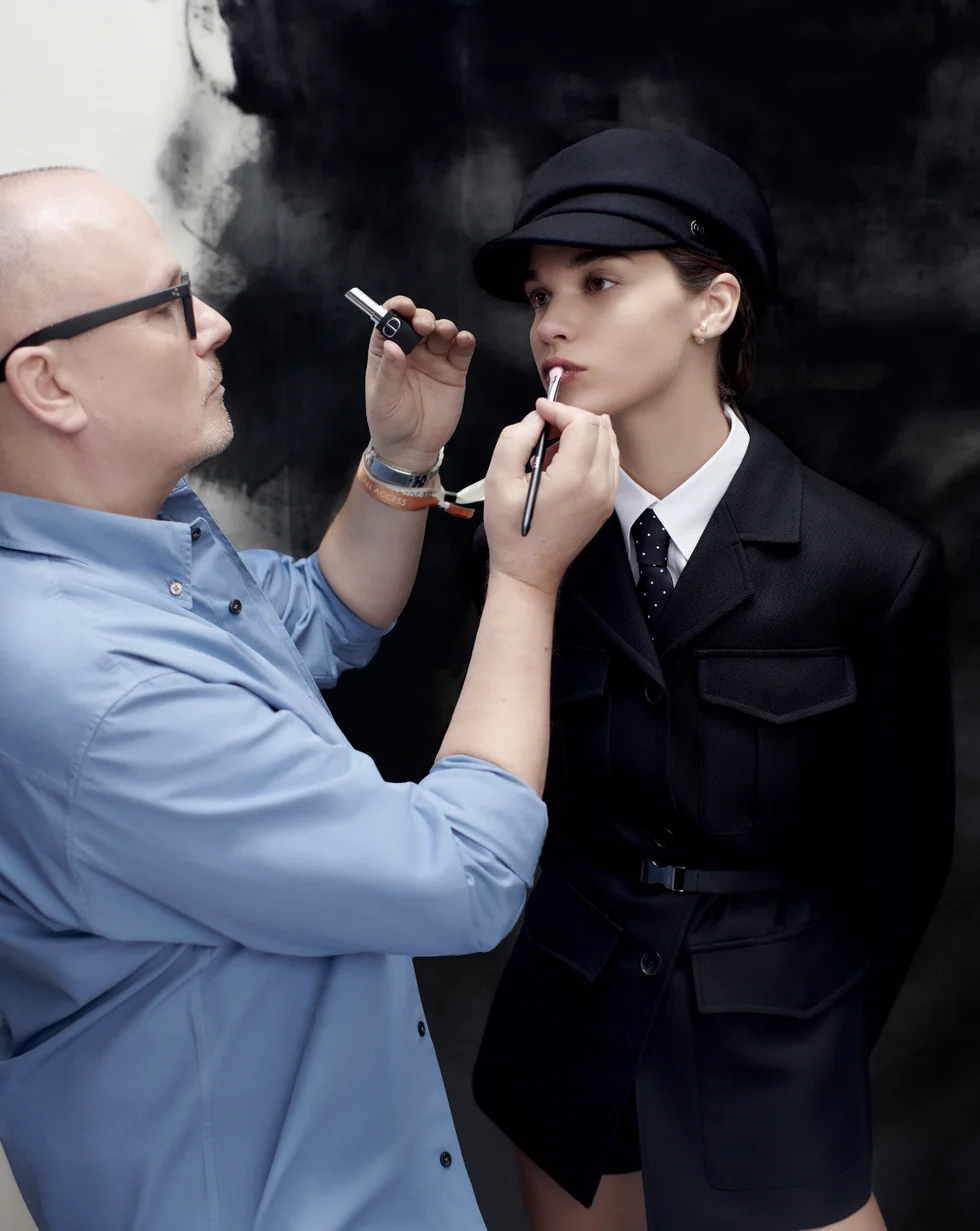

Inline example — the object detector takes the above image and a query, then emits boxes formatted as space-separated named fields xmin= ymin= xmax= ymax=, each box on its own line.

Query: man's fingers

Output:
xmin=534 ymin=397 xmax=601 ymax=435
xmin=544 ymin=410 xmax=602 ymax=475
xmin=447 ymin=329 xmax=476 ymax=371
xmin=382 ymin=294 xmax=420 ymax=324
xmin=424 ymin=318 xmax=457 ymax=357
xmin=370 ymin=338 xmax=409 ymax=399
xmin=492 ymin=412 xmax=547 ymax=474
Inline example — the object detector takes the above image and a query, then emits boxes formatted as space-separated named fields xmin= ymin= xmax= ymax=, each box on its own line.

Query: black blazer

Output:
xmin=472 ymin=414 xmax=953 ymax=1046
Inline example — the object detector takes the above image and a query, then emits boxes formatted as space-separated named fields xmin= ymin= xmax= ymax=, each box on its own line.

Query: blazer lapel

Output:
xmin=561 ymin=515 xmax=665 ymax=690
xmin=555 ymin=415 xmax=803 ymax=673
xmin=657 ymin=414 xmax=803 ymax=656
xmin=654 ymin=500 xmax=753 ymax=656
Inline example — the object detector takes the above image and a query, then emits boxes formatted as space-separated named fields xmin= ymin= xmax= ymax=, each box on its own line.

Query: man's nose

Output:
xmin=192 ymin=297 xmax=232 ymax=354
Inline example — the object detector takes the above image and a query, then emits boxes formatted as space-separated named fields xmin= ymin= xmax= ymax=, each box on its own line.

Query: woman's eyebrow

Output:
xmin=568 ymin=249 xmax=634 ymax=268
xmin=524 ymin=249 xmax=634 ymax=284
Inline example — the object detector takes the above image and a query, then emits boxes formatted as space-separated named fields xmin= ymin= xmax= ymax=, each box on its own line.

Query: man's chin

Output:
xmin=188 ymin=411 xmax=235 ymax=471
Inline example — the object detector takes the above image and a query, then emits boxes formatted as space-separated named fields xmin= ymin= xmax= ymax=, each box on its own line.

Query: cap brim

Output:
xmin=473 ymin=211 xmax=682 ymax=302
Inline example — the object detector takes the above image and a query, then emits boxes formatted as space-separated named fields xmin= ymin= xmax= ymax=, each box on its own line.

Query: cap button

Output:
xmin=690 ymin=219 xmax=705 ymax=238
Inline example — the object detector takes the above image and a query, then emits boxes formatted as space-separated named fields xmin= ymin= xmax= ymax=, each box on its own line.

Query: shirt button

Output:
xmin=169 ymin=581 xmax=183 ymax=596
xmin=640 ymin=951 xmax=662 ymax=977
xmin=417 ymin=1021 xmax=426 ymax=1037
xmin=228 ymin=599 xmax=243 ymax=614
xmin=440 ymin=1151 xmax=453 ymax=1168
xmin=191 ymin=526 xmax=202 ymax=541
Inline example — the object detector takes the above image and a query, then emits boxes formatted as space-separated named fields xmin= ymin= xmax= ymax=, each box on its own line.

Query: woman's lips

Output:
xmin=542 ymin=363 xmax=585 ymax=387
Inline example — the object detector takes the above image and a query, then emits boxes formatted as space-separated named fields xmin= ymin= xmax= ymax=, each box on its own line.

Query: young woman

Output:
xmin=469 ymin=128 xmax=953 ymax=1231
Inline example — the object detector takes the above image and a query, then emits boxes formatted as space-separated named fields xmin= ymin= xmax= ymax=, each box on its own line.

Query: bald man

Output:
xmin=0 ymin=168 xmax=620 ymax=1231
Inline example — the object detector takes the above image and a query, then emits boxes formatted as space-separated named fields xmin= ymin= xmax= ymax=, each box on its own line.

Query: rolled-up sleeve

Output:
xmin=68 ymin=671 xmax=546 ymax=958
xmin=239 ymin=549 xmax=393 ymax=686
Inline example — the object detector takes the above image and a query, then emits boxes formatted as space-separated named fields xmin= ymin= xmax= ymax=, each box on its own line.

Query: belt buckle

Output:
xmin=640 ymin=860 xmax=687 ymax=892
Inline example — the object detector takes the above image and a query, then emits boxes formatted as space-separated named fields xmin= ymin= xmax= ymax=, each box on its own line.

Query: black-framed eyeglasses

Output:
xmin=0 ymin=272 xmax=197 ymax=383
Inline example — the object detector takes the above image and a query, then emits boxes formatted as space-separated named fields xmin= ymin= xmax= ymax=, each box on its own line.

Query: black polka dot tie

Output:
xmin=631 ymin=507 xmax=674 ymax=637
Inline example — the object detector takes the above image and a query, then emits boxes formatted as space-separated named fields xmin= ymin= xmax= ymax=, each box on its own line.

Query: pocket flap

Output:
xmin=551 ymin=645 xmax=609 ymax=706
xmin=524 ymin=871 xmax=622 ymax=982
xmin=690 ymin=918 xmax=869 ymax=1019
xmin=698 ymin=648 xmax=856 ymax=724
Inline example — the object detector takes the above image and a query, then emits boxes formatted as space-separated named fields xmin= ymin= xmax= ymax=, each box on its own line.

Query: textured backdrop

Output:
xmin=5 ymin=1 xmax=978 ymax=1227
xmin=167 ymin=3 xmax=980 ymax=1228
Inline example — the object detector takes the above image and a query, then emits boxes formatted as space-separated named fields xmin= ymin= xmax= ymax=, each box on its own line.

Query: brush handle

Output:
xmin=520 ymin=369 xmax=563 ymax=536
xmin=521 ymin=423 xmax=549 ymax=536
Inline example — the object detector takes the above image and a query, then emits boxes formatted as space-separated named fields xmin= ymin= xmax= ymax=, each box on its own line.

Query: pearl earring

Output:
xmin=695 ymin=321 xmax=708 ymax=345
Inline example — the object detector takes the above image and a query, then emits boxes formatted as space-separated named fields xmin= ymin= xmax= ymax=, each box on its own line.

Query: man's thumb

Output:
xmin=372 ymin=339 xmax=408 ymax=398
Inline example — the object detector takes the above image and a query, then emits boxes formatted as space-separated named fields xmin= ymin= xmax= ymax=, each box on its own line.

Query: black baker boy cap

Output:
xmin=473 ymin=127 xmax=777 ymax=311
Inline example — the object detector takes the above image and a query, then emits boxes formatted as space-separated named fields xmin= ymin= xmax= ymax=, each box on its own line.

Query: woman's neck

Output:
xmin=613 ymin=376 xmax=731 ymax=500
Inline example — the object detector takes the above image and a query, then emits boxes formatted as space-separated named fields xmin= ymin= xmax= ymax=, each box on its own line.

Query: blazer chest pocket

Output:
xmin=696 ymin=649 xmax=857 ymax=837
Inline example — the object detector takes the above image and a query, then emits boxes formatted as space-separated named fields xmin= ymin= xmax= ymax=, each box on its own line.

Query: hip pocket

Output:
xmin=690 ymin=917 xmax=870 ymax=1191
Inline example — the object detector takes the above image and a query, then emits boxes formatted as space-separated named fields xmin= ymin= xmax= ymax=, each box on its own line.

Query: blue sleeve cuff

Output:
xmin=422 ymin=754 xmax=548 ymax=888
xmin=304 ymin=553 xmax=397 ymax=643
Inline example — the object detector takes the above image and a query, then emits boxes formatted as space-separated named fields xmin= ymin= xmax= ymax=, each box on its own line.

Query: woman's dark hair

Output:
xmin=660 ymin=248 xmax=756 ymax=404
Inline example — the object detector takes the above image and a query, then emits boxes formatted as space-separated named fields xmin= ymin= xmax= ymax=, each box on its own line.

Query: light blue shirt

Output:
xmin=0 ymin=479 xmax=547 ymax=1231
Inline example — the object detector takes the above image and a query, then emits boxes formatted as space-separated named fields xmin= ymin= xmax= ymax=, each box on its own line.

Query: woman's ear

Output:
xmin=698 ymin=273 xmax=741 ymax=341
xmin=3 ymin=347 xmax=88 ymax=434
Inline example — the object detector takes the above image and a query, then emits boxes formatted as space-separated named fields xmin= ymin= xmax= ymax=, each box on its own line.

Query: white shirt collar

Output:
xmin=614 ymin=406 xmax=750 ymax=565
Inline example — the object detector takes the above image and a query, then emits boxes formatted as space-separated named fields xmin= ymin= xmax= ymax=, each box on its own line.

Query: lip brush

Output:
xmin=521 ymin=366 xmax=563 ymax=537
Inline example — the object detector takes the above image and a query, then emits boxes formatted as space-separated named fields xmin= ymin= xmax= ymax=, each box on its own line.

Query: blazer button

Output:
xmin=228 ymin=598 xmax=243 ymax=614
xmin=440 ymin=1151 xmax=453 ymax=1168
xmin=417 ymin=1020 xmax=426 ymax=1037
xmin=640 ymin=951 xmax=662 ymax=977
xmin=643 ymin=681 xmax=663 ymax=706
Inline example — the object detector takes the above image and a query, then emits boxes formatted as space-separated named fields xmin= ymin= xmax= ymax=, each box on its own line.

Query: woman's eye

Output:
xmin=585 ymin=275 xmax=615 ymax=293
xmin=526 ymin=289 xmax=550 ymax=309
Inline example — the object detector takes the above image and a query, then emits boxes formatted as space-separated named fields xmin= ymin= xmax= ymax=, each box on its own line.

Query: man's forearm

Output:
xmin=317 ymin=477 xmax=428 ymax=629
xmin=435 ymin=569 xmax=556 ymax=796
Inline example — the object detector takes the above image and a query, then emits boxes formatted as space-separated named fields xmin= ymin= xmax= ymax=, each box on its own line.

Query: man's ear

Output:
xmin=3 ymin=347 xmax=87 ymax=434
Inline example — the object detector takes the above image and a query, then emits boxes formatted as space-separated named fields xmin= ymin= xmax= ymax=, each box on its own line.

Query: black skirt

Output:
xmin=472 ymin=843 xmax=873 ymax=1231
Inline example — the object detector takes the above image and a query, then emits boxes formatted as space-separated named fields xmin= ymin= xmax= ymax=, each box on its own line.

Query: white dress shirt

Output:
xmin=615 ymin=407 xmax=750 ymax=586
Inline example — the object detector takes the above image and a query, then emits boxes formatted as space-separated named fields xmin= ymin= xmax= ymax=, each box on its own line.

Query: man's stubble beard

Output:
xmin=187 ymin=397 xmax=235 ymax=472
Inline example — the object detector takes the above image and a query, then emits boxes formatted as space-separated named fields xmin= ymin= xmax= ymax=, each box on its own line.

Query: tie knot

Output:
xmin=631 ymin=507 xmax=670 ymax=568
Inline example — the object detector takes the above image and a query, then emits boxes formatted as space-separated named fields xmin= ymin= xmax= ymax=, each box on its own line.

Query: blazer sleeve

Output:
xmin=852 ymin=534 xmax=955 ymax=1047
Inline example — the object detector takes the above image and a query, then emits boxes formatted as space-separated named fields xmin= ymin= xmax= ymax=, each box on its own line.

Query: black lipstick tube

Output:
xmin=345 ymin=287 xmax=423 ymax=355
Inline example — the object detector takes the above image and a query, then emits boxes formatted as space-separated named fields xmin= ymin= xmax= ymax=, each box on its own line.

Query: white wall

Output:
xmin=0 ymin=3 xmax=265 ymax=1223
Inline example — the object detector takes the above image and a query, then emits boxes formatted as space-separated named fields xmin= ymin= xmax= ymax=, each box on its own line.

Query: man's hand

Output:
xmin=483 ymin=400 xmax=619 ymax=595
xmin=364 ymin=295 xmax=475 ymax=473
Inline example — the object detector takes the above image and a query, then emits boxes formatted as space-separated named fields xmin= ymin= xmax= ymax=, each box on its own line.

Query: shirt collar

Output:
xmin=614 ymin=407 xmax=750 ymax=563
xmin=0 ymin=479 xmax=200 ymax=601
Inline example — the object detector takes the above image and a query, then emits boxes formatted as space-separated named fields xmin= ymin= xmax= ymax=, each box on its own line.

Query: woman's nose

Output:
xmin=534 ymin=301 xmax=574 ymax=347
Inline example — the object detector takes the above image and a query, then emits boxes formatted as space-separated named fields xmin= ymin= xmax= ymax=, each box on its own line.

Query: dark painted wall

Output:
xmin=180 ymin=3 xmax=980 ymax=1226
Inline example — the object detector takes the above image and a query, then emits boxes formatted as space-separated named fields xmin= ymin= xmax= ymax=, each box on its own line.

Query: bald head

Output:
xmin=0 ymin=168 xmax=168 ymax=355
xmin=0 ymin=168 xmax=233 ymax=517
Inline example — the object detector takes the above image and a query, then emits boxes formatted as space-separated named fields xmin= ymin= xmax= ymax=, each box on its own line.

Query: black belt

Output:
xmin=637 ymin=860 xmax=788 ymax=894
